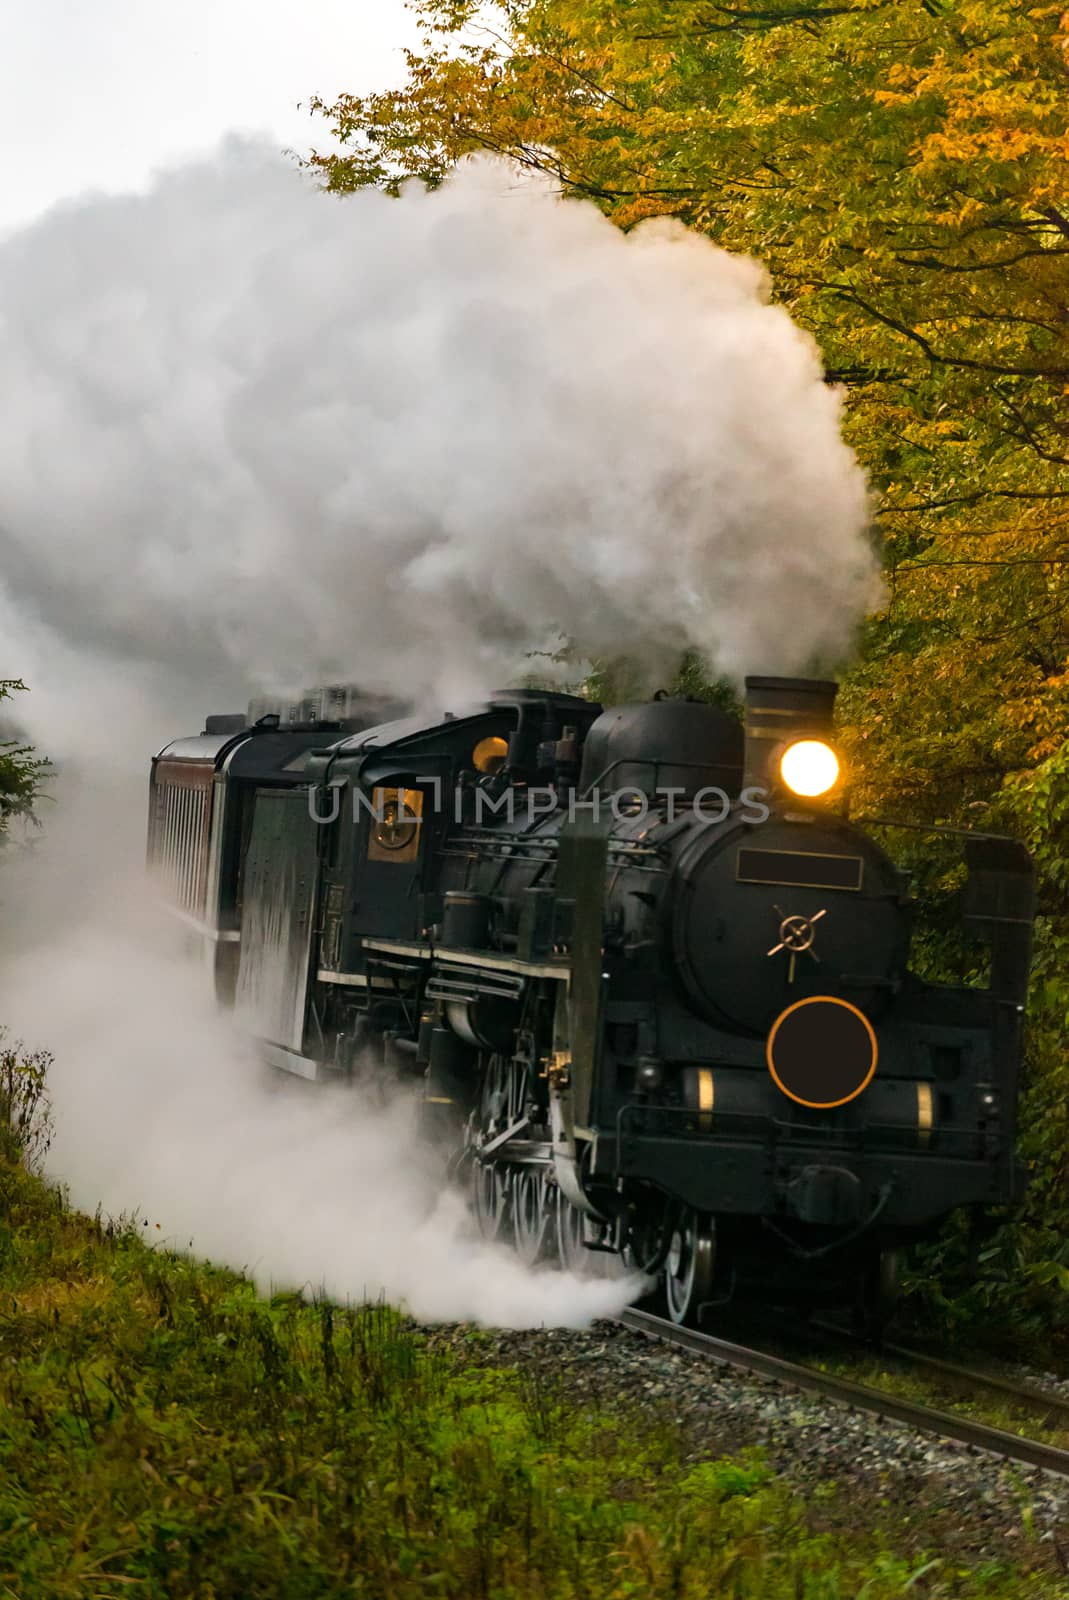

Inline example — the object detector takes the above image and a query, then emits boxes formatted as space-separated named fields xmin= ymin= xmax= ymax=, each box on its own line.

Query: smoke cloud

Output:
xmin=0 ymin=140 xmax=876 ymax=1327
xmin=0 ymin=139 xmax=875 ymax=721
xmin=0 ymin=892 xmax=633 ymax=1327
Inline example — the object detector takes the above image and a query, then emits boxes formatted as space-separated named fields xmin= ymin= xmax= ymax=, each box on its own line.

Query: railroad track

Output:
xmin=808 ymin=1318 xmax=1069 ymax=1430
xmin=616 ymin=1305 xmax=1069 ymax=1478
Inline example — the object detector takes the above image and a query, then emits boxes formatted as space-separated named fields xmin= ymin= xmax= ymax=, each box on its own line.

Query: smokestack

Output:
xmin=744 ymin=676 xmax=838 ymax=788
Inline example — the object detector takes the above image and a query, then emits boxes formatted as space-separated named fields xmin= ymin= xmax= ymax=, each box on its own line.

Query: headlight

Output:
xmin=779 ymin=739 xmax=840 ymax=798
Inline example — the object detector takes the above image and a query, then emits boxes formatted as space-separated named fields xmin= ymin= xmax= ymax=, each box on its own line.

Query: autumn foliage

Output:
xmin=311 ymin=0 xmax=1069 ymax=814
xmin=309 ymin=1 xmax=1069 ymax=1331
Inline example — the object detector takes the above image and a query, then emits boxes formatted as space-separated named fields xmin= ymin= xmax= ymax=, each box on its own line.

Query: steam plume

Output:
xmin=0 ymin=140 xmax=875 ymax=716
xmin=1 ymin=900 xmax=633 ymax=1327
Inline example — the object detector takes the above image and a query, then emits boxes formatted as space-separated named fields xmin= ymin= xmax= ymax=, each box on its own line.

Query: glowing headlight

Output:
xmin=779 ymin=739 xmax=840 ymax=798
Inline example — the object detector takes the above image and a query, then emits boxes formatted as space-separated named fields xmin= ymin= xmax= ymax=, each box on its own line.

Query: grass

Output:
xmin=0 ymin=1162 xmax=1064 ymax=1597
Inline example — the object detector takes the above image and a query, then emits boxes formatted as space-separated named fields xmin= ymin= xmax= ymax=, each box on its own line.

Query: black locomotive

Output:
xmin=148 ymin=677 xmax=1034 ymax=1325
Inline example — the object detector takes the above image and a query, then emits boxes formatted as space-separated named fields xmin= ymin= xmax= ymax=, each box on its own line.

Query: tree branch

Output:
xmin=634 ymin=2 xmax=879 ymax=39
xmin=896 ymin=555 xmax=1069 ymax=573
xmin=894 ymin=247 xmax=1069 ymax=274
xmin=832 ymin=289 xmax=1069 ymax=379
xmin=881 ymin=489 xmax=1069 ymax=511
xmin=1040 ymin=206 xmax=1069 ymax=242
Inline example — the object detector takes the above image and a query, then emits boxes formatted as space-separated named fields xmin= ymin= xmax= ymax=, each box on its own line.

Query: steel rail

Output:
xmin=807 ymin=1318 xmax=1069 ymax=1424
xmin=615 ymin=1307 xmax=1069 ymax=1478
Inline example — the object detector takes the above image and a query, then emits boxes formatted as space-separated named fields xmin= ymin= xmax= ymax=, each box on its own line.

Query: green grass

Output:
xmin=0 ymin=1160 xmax=1061 ymax=1599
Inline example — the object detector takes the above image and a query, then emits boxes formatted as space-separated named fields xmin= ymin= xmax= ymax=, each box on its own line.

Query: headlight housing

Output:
xmin=779 ymin=738 xmax=840 ymax=798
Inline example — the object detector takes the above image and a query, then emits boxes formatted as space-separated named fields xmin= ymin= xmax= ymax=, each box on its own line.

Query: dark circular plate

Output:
xmin=766 ymin=994 xmax=877 ymax=1109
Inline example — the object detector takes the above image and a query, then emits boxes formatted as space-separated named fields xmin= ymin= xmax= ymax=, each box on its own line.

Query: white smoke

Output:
xmin=1 ymin=892 xmax=634 ymax=1327
xmin=0 ymin=139 xmax=875 ymax=720
xmin=0 ymin=774 xmax=637 ymax=1326
xmin=0 ymin=140 xmax=876 ymax=1326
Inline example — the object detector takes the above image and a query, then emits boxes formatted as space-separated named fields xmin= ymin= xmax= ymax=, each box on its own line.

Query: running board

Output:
xmin=260 ymin=1041 xmax=324 ymax=1082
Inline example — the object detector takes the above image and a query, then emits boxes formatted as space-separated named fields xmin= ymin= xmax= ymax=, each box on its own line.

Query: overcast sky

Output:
xmin=1 ymin=0 xmax=419 ymax=231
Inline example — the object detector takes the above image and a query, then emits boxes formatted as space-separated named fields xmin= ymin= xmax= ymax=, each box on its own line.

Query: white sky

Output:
xmin=0 ymin=0 xmax=420 ymax=230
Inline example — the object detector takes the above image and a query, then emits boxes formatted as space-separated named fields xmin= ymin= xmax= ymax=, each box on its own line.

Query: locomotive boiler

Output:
xmin=148 ymin=677 xmax=1034 ymax=1327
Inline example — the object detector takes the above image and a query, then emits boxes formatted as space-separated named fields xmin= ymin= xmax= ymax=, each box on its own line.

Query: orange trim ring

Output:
xmin=766 ymin=994 xmax=878 ymax=1110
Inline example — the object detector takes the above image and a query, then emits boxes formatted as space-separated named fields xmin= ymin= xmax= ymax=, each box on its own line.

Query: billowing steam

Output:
xmin=1 ymin=898 xmax=633 ymax=1327
xmin=0 ymin=140 xmax=876 ymax=1327
xmin=0 ymin=763 xmax=637 ymax=1327
xmin=0 ymin=139 xmax=876 ymax=719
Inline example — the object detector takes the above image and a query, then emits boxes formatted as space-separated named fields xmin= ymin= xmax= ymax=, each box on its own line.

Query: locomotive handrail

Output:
xmin=578 ymin=757 xmax=740 ymax=800
xmin=856 ymin=815 xmax=1024 ymax=844
xmin=425 ymin=970 xmax=526 ymax=1004
xmin=613 ymin=1099 xmax=765 ymax=1170
xmin=612 ymin=1099 xmax=976 ymax=1172
xmin=613 ymin=1100 xmax=860 ymax=1148
xmin=447 ymin=830 xmax=664 ymax=857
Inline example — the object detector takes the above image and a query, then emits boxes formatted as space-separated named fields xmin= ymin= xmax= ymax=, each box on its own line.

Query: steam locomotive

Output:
xmin=148 ymin=677 xmax=1034 ymax=1326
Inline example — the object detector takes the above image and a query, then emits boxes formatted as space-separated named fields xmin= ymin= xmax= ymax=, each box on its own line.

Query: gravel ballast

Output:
xmin=423 ymin=1317 xmax=1069 ymax=1574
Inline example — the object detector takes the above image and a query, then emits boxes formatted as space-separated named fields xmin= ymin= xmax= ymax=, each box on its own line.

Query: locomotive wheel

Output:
xmin=622 ymin=1202 xmax=673 ymax=1279
xmin=480 ymin=1054 xmax=512 ymax=1129
xmin=853 ymin=1248 xmax=900 ymax=1345
xmin=513 ymin=1166 xmax=554 ymax=1266
xmin=472 ymin=1160 xmax=512 ymax=1243
xmin=664 ymin=1208 xmax=716 ymax=1326
xmin=555 ymin=1189 xmax=589 ymax=1273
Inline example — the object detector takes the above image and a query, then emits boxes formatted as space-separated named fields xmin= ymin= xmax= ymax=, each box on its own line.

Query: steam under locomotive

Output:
xmin=148 ymin=677 xmax=1035 ymax=1327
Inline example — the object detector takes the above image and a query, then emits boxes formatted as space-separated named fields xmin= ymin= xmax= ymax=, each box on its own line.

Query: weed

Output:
xmin=0 ymin=1160 xmax=1057 ymax=1596
xmin=0 ymin=1027 xmax=53 ymax=1171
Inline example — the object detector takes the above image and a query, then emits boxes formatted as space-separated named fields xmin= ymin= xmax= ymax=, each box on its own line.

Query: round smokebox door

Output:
xmin=766 ymin=995 xmax=877 ymax=1109
xmin=672 ymin=819 xmax=905 ymax=1033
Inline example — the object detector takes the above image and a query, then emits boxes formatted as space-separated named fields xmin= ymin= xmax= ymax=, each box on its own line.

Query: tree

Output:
xmin=0 ymin=680 xmax=49 ymax=837
xmin=310 ymin=0 xmax=1069 ymax=826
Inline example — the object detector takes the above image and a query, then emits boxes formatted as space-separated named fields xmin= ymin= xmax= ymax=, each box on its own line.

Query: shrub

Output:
xmin=0 ymin=1028 xmax=54 ymax=1172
